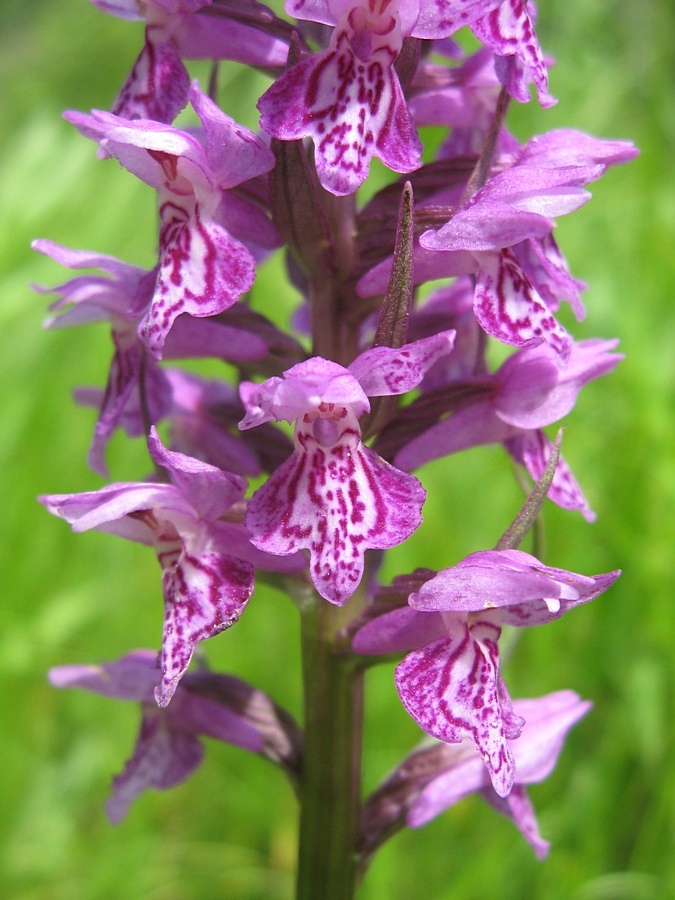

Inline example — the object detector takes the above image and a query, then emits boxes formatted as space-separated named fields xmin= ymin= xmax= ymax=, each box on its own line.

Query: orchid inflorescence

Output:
xmin=38 ymin=0 xmax=635 ymax=893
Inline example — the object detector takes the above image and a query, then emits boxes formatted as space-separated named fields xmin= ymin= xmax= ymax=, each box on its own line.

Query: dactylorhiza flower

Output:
xmin=32 ymin=239 xmax=270 ymax=475
xmin=49 ymin=650 xmax=264 ymax=822
xmin=50 ymin=649 xmax=303 ymax=822
xmin=353 ymin=549 xmax=620 ymax=796
xmin=92 ymin=0 xmax=292 ymax=122
xmin=259 ymin=0 xmax=551 ymax=195
xmin=360 ymin=161 xmax=597 ymax=360
xmin=358 ymin=130 xmax=638 ymax=360
xmin=418 ymin=133 xmax=637 ymax=360
xmin=360 ymin=689 xmax=591 ymax=859
xmin=238 ymin=332 xmax=456 ymax=605
xmin=41 ymin=429 xmax=303 ymax=705
xmin=66 ymin=82 xmax=277 ymax=357
xmin=387 ymin=337 xmax=623 ymax=520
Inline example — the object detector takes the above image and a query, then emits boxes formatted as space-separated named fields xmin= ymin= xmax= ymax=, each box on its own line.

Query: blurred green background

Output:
xmin=1 ymin=0 xmax=673 ymax=897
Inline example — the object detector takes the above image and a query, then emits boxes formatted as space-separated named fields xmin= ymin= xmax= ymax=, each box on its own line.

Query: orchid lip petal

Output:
xmin=474 ymin=249 xmax=573 ymax=359
xmin=141 ymin=202 xmax=255 ymax=358
xmin=246 ymin=417 xmax=425 ymax=605
xmin=157 ymin=550 xmax=254 ymax=706
xmin=395 ymin=621 xmax=516 ymax=797
xmin=112 ymin=34 xmax=190 ymax=124
xmin=258 ymin=9 xmax=422 ymax=195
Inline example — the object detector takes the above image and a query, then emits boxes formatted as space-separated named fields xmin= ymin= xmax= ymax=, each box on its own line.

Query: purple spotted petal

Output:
xmin=474 ymin=248 xmax=572 ymax=359
xmin=141 ymin=201 xmax=255 ymax=357
xmin=285 ymin=0 xmax=334 ymax=24
xmin=158 ymin=550 xmax=254 ymax=706
xmin=245 ymin=425 xmax=425 ymax=604
xmin=513 ymin=235 xmax=587 ymax=320
xmin=472 ymin=0 xmax=555 ymax=107
xmin=395 ymin=615 xmax=518 ymax=796
xmin=258 ymin=32 xmax=422 ymax=195
xmin=349 ymin=331 xmax=456 ymax=397
xmin=505 ymin=430 xmax=597 ymax=522
xmin=113 ymin=31 xmax=190 ymax=123
xmin=412 ymin=0 xmax=502 ymax=39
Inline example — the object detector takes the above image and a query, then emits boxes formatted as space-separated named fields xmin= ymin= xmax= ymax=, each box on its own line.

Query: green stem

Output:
xmin=296 ymin=596 xmax=364 ymax=900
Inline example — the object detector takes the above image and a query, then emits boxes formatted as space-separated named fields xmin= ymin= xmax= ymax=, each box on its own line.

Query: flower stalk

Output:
xmin=298 ymin=594 xmax=365 ymax=900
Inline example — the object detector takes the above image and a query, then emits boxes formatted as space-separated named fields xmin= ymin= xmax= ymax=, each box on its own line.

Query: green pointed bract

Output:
xmin=374 ymin=181 xmax=415 ymax=351
xmin=365 ymin=181 xmax=414 ymax=438
xmin=495 ymin=427 xmax=564 ymax=551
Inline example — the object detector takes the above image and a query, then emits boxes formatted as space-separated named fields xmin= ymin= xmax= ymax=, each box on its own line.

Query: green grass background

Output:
xmin=1 ymin=1 xmax=673 ymax=897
